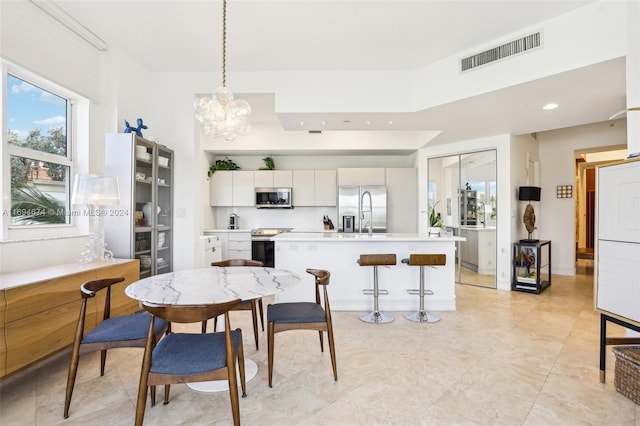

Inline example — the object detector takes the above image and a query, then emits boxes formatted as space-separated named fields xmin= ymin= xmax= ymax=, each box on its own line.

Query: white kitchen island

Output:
xmin=273 ymin=232 xmax=465 ymax=312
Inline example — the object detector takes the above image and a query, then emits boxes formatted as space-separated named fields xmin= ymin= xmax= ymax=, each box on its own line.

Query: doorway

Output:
xmin=428 ymin=150 xmax=497 ymax=288
xmin=574 ymin=146 xmax=627 ymax=262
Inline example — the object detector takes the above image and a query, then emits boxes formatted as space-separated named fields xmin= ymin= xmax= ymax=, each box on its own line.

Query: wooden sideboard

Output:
xmin=0 ymin=259 xmax=139 ymax=379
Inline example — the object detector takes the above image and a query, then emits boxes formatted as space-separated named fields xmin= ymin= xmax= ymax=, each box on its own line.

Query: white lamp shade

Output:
xmin=71 ymin=174 xmax=120 ymax=206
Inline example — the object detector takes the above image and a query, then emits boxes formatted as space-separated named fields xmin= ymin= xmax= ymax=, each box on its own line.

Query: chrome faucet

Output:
xmin=361 ymin=190 xmax=373 ymax=236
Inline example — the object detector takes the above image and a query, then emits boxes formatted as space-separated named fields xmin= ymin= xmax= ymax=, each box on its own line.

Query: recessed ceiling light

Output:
xmin=299 ymin=121 xmax=305 ymax=126
xmin=365 ymin=120 xmax=371 ymax=125
xmin=543 ymin=103 xmax=558 ymax=110
xmin=321 ymin=121 xmax=327 ymax=126
xmin=388 ymin=121 xmax=393 ymax=125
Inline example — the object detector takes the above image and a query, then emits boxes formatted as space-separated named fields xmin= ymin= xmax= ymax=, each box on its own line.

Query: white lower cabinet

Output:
xmin=227 ymin=232 xmax=252 ymax=259
xmin=204 ymin=231 xmax=251 ymax=260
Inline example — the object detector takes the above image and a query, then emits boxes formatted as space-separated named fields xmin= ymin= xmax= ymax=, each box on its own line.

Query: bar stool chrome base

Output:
xmin=360 ymin=311 xmax=394 ymax=324
xmin=403 ymin=310 xmax=440 ymax=323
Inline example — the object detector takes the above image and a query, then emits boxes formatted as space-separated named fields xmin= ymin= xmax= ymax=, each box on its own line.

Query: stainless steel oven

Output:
xmin=250 ymin=228 xmax=291 ymax=267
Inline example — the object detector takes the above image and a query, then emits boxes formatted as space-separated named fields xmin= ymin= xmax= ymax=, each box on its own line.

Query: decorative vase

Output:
xmin=142 ymin=202 xmax=160 ymax=226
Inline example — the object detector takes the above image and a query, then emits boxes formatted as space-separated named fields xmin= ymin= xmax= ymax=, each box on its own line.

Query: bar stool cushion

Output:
xmin=358 ymin=253 xmax=397 ymax=266
xmin=402 ymin=254 xmax=446 ymax=266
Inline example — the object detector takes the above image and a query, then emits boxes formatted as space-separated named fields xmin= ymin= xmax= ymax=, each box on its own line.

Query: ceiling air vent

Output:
xmin=461 ymin=31 xmax=542 ymax=72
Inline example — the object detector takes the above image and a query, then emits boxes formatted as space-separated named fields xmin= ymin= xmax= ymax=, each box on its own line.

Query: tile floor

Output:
xmin=1 ymin=260 xmax=639 ymax=425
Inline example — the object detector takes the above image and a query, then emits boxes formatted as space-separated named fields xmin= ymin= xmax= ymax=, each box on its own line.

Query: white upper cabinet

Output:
xmin=254 ymin=170 xmax=293 ymax=188
xmin=292 ymin=170 xmax=315 ymax=206
xmin=274 ymin=170 xmax=293 ymax=187
xmin=209 ymin=171 xmax=233 ymax=206
xmin=292 ymin=169 xmax=336 ymax=206
xmin=209 ymin=170 xmax=254 ymax=207
xmin=337 ymin=168 xmax=385 ymax=186
xmin=315 ymin=170 xmax=337 ymax=206
xmin=233 ymin=171 xmax=255 ymax=206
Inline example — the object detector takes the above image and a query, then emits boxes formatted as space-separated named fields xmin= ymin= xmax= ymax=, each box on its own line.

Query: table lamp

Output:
xmin=518 ymin=186 xmax=541 ymax=242
xmin=71 ymin=174 xmax=120 ymax=263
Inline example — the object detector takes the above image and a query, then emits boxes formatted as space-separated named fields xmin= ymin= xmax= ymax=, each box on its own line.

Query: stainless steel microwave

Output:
xmin=255 ymin=187 xmax=293 ymax=208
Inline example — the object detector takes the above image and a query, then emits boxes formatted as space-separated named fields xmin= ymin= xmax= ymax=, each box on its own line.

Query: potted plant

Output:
xmin=428 ymin=200 xmax=443 ymax=236
xmin=207 ymin=157 xmax=239 ymax=178
xmin=259 ymin=156 xmax=275 ymax=170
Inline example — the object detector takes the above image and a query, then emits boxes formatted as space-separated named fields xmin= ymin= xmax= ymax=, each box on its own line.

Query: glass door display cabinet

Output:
xmin=105 ymin=133 xmax=173 ymax=277
xmin=460 ymin=189 xmax=477 ymax=225
xmin=512 ymin=240 xmax=551 ymax=294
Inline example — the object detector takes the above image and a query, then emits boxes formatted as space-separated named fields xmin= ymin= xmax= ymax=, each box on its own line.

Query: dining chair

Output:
xmin=64 ymin=277 xmax=168 ymax=418
xmin=267 ymin=268 xmax=337 ymax=387
xmin=135 ymin=299 xmax=246 ymax=426
xmin=207 ymin=259 xmax=265 ymax=350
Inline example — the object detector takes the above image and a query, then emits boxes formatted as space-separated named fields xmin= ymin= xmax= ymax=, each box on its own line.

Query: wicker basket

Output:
xmin=613 ymin=346 xmax=640 ymax=405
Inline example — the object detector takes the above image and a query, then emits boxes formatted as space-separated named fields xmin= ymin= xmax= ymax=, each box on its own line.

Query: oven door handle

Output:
xmin=251 ymin=237 xmax=274 ymax=242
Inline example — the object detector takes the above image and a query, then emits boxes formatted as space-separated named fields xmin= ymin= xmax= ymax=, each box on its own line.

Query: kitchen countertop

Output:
xmin=460 ymin=226 xmax=496 ymax=231
xmin=203 ymin=229 xmax=252 ymax=234
xmin=272 ymin=232 xmax=464 ymax=242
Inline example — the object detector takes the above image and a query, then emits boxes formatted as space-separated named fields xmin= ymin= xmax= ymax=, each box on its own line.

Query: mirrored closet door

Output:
xmin=428 ymin=150 xmax=497 ymax=288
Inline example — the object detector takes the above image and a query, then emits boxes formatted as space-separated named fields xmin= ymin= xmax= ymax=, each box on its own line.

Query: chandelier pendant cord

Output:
xmin=193 ymin=0 xmax=251 ymax=140
xmin=222 ymin=0 xmax=227 ymax=89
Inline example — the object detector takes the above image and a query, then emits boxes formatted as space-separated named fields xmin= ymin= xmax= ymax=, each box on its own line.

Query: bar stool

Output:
xmin=358 ymin=253 xmax=397 ymax=324
xmin=401 ymin=254 xmax=446 ymax=323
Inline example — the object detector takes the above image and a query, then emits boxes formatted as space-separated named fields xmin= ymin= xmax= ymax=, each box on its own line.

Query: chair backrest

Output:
xmin=211 ymin=259 xmax=264 ymax=267
xmin=306 ymin=268 xmax=330 ymax=286
xmin=142 ymin=299 xmax=242 ymax=324
xmin=79 ymin=277 xmax=125 ymax=321
xmin=80 ymin=277 xmax=125 ymax=298
xmin=404 ymin=254 xmax=446 ymax=267
xmin=358 ymin=253 xmax=396 ymax=266
xmin=305 ymin=268 xmax=331 ymax=313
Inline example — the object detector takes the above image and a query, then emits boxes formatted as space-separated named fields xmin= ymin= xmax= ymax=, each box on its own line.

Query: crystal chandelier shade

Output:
xmin=194 ymin=0 xmax=251 ymax=141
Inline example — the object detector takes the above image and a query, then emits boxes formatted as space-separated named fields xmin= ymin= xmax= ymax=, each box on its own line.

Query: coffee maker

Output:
xmin=228 ymin=213 xmax=239 ymax=230
xmin=342 ymin=215 xmax=355 ymax=233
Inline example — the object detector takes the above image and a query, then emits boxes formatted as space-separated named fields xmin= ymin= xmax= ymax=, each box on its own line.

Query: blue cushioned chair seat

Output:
xmin=150 ymin=330 xmax=241 ymax=375
xmin=267 ymin=302 xmax=326 ymax=324
xmin=82 ymin=313 xmax=166 ymax=344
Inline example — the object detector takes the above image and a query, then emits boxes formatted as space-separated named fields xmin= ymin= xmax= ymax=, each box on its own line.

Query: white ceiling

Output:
xmin=50 ymin=0 xmax=627 ymax=144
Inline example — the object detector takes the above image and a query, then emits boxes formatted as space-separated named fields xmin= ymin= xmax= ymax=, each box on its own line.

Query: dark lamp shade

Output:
xmin=518 ymin=186 xmax=541 ymax=201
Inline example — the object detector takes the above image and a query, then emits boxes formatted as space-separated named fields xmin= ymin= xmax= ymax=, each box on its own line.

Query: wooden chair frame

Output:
xmin=135 ymin=299 xmax=246 ymax=426
xmin=64 ymin=277 xmax=168 ymax=418
xmin=206 ymin=259 xmax=264 ymax=350
xmin=267 ymin=268 xmax=337 ymax=387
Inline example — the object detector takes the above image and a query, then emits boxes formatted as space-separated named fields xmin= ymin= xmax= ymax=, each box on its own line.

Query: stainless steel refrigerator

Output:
xmin=338 ymin=185 xmax=387 ymax=233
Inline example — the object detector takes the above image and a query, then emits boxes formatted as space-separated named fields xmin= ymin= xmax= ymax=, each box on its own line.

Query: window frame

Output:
xmin=2 ymin=61 xmax=82 ymax=240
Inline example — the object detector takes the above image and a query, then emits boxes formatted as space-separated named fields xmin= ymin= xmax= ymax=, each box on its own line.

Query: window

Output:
xmin=5 ymin=73 xmax=72 ymax=226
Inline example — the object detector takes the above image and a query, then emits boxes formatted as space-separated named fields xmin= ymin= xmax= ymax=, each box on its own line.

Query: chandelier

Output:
xmin=194 ymin=0 xmax=251 ymax=140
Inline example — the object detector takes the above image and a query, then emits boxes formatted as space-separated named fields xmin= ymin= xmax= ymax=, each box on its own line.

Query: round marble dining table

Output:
xmin=125 ymin=266 xmax=301 ymax=392
xmin=125 ymin=266 xmax=301 ymax=305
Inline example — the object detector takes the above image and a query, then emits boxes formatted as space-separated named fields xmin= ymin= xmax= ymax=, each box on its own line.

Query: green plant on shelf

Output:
xmin=259 ymin=156 xmax=275 ymax=170
xmin=207 ymin=157 xmax=240 ymax=177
